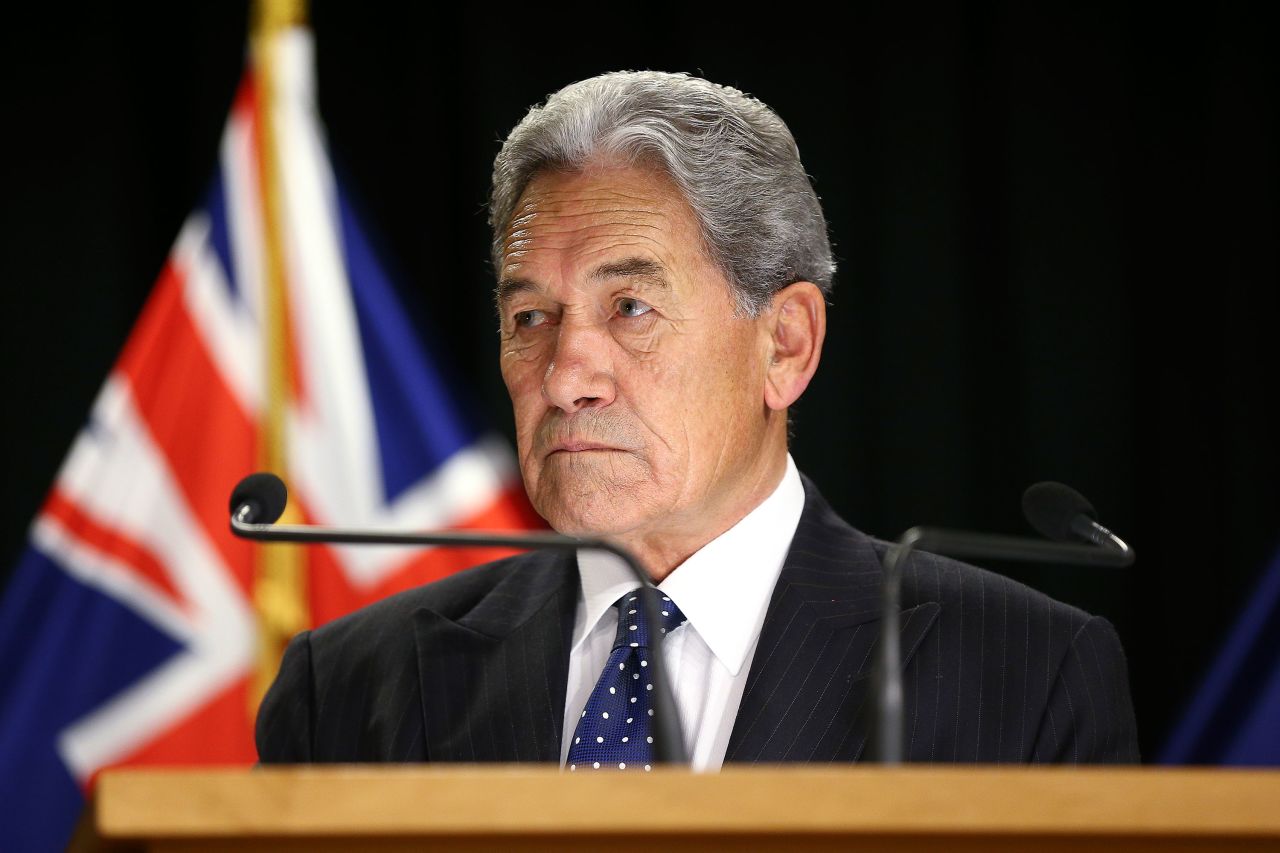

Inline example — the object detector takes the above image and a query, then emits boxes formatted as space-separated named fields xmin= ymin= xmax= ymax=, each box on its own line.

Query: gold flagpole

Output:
xmin=249 ymin=0 xmax=309 ymax=713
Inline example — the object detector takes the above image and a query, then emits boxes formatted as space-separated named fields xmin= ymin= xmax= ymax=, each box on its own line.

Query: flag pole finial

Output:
xmin=252 ymin=0 xmax=308 ymax=34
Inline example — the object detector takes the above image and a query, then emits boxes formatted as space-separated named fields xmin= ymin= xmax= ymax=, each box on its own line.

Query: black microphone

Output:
xmin=229 ymin=472 xmax=288 ymax=524
xmin=1022 ymin=481 xmax=1132 ymax=557
xmin=869 ymin=482 xmax=1134 ymax=765
xmin=228 ymin=472 xmax=689 ymax=765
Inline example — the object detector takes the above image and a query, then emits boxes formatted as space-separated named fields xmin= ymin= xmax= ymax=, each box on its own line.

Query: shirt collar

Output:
xmin=575 ymin=454 xmax=806 ymax=676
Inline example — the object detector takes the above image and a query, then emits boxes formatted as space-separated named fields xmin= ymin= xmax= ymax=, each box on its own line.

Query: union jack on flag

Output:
xmin=0 ymin=25 xmax=536 ymax=852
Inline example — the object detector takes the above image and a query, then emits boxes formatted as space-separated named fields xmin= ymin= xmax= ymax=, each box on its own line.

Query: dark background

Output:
xmin=2 ymin=3 xmax=1276 ymax=762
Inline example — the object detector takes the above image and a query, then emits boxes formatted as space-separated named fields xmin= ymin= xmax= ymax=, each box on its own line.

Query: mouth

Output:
xmin=548 ymin=442 xmax=622 ymax=455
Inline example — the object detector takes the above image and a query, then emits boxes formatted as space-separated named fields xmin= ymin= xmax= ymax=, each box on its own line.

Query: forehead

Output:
xmin=498 ymin=165 xmax=710 ymax=283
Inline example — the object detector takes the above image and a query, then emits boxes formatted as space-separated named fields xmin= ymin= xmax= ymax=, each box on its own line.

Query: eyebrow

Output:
xmin=494 ymin=277 xmax=537 ymax=306
xmin=495 ymin=257 xmax=669 ymax=306
xmin=589 ymin=257 xmax=669 ymax=287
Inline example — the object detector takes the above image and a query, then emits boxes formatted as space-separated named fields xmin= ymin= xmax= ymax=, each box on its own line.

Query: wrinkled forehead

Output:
xmin=497 ymin=165 xmax=709 ymax=281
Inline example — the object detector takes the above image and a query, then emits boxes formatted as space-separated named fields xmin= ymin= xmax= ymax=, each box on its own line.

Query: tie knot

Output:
xmin=612 ymin=589 xmax=685 ymax=650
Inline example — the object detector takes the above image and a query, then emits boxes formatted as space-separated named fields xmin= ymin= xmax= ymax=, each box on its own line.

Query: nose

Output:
xmin=541 ymin=323 xmax=616 ymax=413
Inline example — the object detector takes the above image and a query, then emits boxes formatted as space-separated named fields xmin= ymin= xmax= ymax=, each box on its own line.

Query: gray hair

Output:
xmin=489 ymin=71 xmax=835 ymax=315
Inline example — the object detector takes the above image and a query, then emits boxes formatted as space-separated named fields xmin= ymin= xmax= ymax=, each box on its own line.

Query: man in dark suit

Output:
xmin=257 ymin=71 xmax=1138 ymax=767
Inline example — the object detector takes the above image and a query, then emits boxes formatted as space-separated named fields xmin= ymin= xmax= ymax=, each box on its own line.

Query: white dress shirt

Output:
xmin=561 ymin=455 xmax=805 ymax=771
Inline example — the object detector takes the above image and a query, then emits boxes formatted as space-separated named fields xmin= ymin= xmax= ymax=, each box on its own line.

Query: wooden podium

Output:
xmin=79 ymin=766 xmax=1280 ymax=852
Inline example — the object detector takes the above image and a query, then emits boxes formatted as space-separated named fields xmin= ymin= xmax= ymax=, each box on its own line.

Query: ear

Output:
xmin=763 ymin=281 xmax=826 ymax=411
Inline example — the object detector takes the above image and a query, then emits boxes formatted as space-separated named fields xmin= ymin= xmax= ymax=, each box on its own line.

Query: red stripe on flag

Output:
xmin=115 ymin=259 xmax=256 ymax=596
xmin=42 ymin=489 xmax=187 ymax=611
xmin=230 ymin=73 xmax=255 ymax=126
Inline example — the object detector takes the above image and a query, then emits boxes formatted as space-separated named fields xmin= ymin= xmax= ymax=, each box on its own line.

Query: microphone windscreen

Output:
xmin=230 ymin=472 xmax=288 ymax=524
xmin=1022 ymin=481 xmax=1096 ymax=542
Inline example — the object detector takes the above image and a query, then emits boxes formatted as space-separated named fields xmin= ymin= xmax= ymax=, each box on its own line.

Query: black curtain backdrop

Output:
xmin=2 ymin=3 xmax=1276 ymax=762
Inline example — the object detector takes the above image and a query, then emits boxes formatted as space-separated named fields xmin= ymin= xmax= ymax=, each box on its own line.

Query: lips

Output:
xmin=548 ymin=441 xmax=620 ymax=454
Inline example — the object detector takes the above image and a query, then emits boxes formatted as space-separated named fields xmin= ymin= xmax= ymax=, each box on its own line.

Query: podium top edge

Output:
xmin=92 ymin=765 xmax=1280 ymax=840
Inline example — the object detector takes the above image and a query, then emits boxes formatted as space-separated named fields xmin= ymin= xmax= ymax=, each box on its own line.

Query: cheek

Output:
xmin=694 ymin=324 xmax=754 ymax=383
xmin=500 ymin=359 xmax=546 ymax=447
xmin=632 ymin=346 xmax=738 ymax=458
xmin=500 ymin=338 xmax=549 ymax=395
xmin=693 ymin=333 xmax=764 ymax=424
xmin=501 ymin=361 xmax=540 ymax=403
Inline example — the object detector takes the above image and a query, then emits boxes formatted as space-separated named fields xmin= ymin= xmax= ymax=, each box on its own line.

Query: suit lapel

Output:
xmin=726 ymin=478 xmax=940 ymax=763
xmin=413 ymin=550 xmax=577 ymax=763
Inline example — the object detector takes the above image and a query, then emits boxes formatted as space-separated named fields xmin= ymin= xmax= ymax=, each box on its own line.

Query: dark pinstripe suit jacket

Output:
xmin=256 ymin=475 xmax=1139 ymax=764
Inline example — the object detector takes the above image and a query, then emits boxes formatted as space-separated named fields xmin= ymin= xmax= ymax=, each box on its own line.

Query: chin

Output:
xmin=537 ymin=499 xmax=645 ymax=539
xmin=526 ymin=454 xmax=656 ymax=535
xmin=532 ymin=482 xmax=658 ymax=539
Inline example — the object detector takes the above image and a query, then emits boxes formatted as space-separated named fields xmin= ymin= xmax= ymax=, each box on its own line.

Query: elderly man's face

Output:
xmin=497 ymin=165 xmax=775 ymax=556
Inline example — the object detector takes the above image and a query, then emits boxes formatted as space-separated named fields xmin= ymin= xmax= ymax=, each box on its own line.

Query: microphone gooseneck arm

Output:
xmin=230 ymin=504 xmax=690 ymax=765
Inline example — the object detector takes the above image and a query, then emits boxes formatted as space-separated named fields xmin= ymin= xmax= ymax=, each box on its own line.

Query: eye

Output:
xmin=616 ymin=297 xmax=653 ymax=318
xmin=513 ymin=309 xmax=547 ymax=328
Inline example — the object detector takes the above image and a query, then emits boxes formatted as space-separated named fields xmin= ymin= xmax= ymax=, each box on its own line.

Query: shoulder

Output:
xmin=796 ymin=470 xmax=1122 ymax=674
xmin=257 ymin=547 xmax=575 ymax=762
xmin=308 ymin=548 xmax=568 ymax=649
xmin=792 ymin=471 xmax=1137 ymax=761
xmin=797 ymin=470 xmax=1100 ymax=635
xmin=875 ymin=536 xmax=1098 ymax=635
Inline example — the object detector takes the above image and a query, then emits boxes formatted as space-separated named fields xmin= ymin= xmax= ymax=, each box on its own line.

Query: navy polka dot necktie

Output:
xmin=566 ymin=589 xmax=686 ymax=772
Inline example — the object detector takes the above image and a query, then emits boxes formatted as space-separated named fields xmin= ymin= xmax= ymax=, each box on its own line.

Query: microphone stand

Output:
xmin=231 ymin=509 xmax=690 ymax=765
xmin=870 ymin=526 xmax=1134 ymax=765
